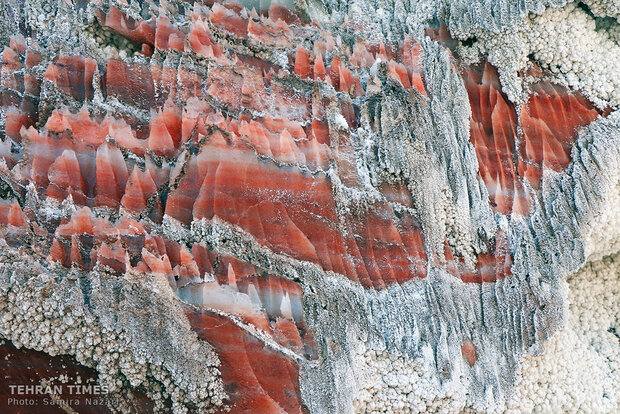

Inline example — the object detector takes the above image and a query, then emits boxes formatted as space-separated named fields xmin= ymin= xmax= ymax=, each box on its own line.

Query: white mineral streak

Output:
xmin=584 ymin=180 xmax=620 ymax=261
xmin=350 ymin=253 xmax=619 ymax=414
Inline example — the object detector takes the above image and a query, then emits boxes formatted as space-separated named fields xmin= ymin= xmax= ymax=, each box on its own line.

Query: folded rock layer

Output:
xmin=0 ymin=0 xmax=617 ymax=413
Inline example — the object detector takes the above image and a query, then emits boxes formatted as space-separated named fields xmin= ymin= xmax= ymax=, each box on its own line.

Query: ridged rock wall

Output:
xmin=0 ymin=0 xmax=618 ymax=413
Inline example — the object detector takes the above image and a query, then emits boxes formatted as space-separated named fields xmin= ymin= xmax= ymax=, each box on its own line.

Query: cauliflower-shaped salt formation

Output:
xmin=529 ymin=3 xmax=620 ymax=108
xmin=351 ymin=342 xmax=469 ymax=413
xmin=582 ymin=0 xmax=620 ymax=21
xmin=505 ymin=253 xmax=619 ymax=413
xmin=467 ymin=2 xmax=620 ymax=108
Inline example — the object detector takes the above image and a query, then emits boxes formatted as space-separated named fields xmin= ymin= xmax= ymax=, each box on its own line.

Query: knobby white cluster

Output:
xmin=528 ymin=3 xmax=620 ymax=107
xmin=0 ymin=255 xmax=226 ymax=414
xmin=582 ymin=0 xmax=620 ymax=20
xmin=504 ymin=253 xmax=619 ymax=413
xmin=350 ymin=341 xmax=471 ymax=414
xmin=463 ymin=2 xmax=620 ymax=108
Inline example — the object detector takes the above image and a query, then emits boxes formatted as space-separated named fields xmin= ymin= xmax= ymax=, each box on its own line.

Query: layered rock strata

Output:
xmin=0 ymin=0 xmax=618 ymax=413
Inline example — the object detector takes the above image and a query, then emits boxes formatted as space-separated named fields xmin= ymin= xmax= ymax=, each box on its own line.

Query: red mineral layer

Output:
xmin=1 ymin=39 xmax=42 ymax=144
xmin=463 ymin=62 xmax=601 ymax=215
xmin=98 ymin=6 xmax=156 ymax=48
xmin=186 ymin=311 xmax=307 ymax=414
xmin=518 ymin=82 xmax=600 ymax=188
xmin=13 ymin=57 xmax=511 ymax=287
xmin=427 ymin=26 xmax=605 ymax=215
xmin=210 ymin=3 xmax=249 ymax=38
xmin=163 ymin=136 xmax=428 ymax=288
xmin=44 ymin=55 xmax=97 ymax=101
xmin=2 ymin=21 xmax=545 ymax=291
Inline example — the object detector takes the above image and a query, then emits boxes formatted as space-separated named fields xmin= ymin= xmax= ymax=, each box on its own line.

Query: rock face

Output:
xmin=464 ymin=61 xmax=602 ymax=215
xmin=0 ymin=0 xmax=618 ymax=413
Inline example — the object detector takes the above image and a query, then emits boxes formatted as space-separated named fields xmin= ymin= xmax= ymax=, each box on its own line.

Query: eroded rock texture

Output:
xmin=0 ymin=0 xmax=618 ymax=413
xmin=463 ymin=61 xmax=603 ymax=215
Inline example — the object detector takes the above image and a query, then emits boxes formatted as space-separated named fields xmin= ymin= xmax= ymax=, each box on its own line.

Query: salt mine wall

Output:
xmin=0 ymin=0 xmax=618 ymax=413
